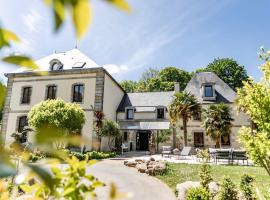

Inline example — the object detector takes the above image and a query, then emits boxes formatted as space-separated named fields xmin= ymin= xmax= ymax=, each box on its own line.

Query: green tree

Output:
xmin=156 ymin=129 xmax=172 ymax=151
xmin=0 ymin=81 xmax=6 ymax=121
xmin=120 ymin=80 xmax=137 ymax=93
xmin=237 ymin=48 xmax=270 ymax=176
xmin=201 ymin=103 xmax=233 ymax=148
xmin=169 ymin=92 xmax=201 ymax=146
xmin=28 ymin=99 xmax=85 ymax=134
xmin=197 ymin=58 xmax=248 ymax=90
xmin=159 ymin=67 xmax=191 ymax=90
xmin=218 ymin=177 xmax=238 ymax=200
xmin=100 ymin=120 xmax=121 ymax=150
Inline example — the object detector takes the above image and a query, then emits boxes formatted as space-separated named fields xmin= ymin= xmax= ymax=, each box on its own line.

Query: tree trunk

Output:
xmin=172 ymin=125 xmax=176 ymax=149
xmin=183 ymin=118 xmax=188 ymax=146
xmin=97 ymin=136 xmax=102 ymax=151
xmin=215 ymin=137 xmax=221 ymax=148
xmin=157 ymin=130 xmax=159 ymax=153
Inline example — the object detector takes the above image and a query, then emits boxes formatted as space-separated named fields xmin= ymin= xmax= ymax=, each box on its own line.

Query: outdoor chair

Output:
xmin=208 ymin=148 xmax=217 ymax=162
xmin=161 ymin=146 xmax=172 ymax=157
xmin=121 ymin=143 xmax=129 ymax=154
xmin=215 ymin=149 xmax=232 ymax=164
xmin=232 ymin=150 xmax=248 ymax=165
xmin=175 ymin=146 xmax=192 ymax=159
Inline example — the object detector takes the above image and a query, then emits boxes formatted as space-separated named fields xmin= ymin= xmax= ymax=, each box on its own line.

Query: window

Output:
xmin=157 ymin=108 xmax=165 ymax=119
xmin=46 ymin=85 xmax=57 ymax=99
xmin=193 ymin=111 xmax=201 ymax=121
xmin=18 ymin=116 xmax=28 ymax=133
xmin=194 ymin=132 xmax=204 ymax=147
xmin=126 ymin=109 xmax=134 ymax=120
xmin=50 ymin=59 xmax=63 ymax=71
xmin=72 ymin=84 xmax=84 ymax=103
xmin=21 ymin=87 xmax=32 ymax=104
xmin=221 ymin=135 xmax=230 ymax=146
xmin=204 ymin=85 xmax=213 ymax=97
xmin=123 ymin=132 xmax=128 ymax=141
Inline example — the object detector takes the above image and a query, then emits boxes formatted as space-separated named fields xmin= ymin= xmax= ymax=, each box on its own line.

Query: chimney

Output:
xmin=174 ymin=82 xmax=180 ymax=93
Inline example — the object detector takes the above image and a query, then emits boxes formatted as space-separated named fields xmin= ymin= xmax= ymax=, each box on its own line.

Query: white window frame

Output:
xmin=201 ymin=83 xmax=216 ymax=100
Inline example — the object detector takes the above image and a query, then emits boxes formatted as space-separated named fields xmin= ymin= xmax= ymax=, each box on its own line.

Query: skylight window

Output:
xmin=204 ymin=85 xmax=213 ymax=97
xmin=72 ymin=62 xmax=86 ymax=68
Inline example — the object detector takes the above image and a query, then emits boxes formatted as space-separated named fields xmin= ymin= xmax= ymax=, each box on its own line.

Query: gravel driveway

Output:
xmin=87 ymin=159 xmax=176 ymax=200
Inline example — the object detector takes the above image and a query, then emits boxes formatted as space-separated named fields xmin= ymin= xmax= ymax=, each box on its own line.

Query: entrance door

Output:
xmin=194 ymin=132 xmax=204 ymax=147
xmin=136 ymin=131 xmax=150 ymax=150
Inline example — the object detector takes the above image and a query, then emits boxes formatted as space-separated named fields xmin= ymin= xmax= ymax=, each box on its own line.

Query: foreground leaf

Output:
xmin=27 ymin=164 xmax=55 ymax=191
xmin=53 ymin=0 xmax=65 ymax=32
xmin=72 ymin=0 xmax=92 ymax=39
xmin=0 ymin=160 xmax=17 ymax=178
xmin=0 ymin=28 xmax=20 ymax=49
xmin=106 ymin=0 xmax=131 ymax=12
xmin=2 ymin=55 xmax=39 ymax=70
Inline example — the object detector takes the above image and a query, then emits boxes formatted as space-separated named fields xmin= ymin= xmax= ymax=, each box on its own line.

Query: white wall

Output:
xmin=5 ymin=73 xmax=97 ymax=148
xmin=101 ymin=74 xmax=124 ymax=150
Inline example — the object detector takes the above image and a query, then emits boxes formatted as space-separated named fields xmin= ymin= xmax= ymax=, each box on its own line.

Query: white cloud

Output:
xmin=103 ymin=64 xmax=128 ymax=74
xmin=22 ymin=10 xmax=42 ymax=33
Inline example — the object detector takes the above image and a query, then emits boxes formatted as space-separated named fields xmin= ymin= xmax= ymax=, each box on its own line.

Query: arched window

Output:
xmin=49 ymin=59 xmax=63 ymax=71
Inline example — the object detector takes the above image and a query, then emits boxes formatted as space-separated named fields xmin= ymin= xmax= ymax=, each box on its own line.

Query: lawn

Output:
xmin=156 ymin=163 xmax=270 ymax=197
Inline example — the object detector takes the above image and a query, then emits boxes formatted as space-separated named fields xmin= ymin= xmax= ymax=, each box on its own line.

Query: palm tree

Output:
xmin=169 ymin=92 xmax=201 ymax=147
xmin=201 ymin=103 xmax=233 ymax=148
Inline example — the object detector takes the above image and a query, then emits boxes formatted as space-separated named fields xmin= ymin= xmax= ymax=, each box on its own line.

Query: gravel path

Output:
xmin=87 ymin=159 xmax=176 ymax=200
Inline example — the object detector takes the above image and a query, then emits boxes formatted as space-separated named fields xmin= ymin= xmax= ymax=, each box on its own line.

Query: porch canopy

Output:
xmin=119 ymin=121 xmax=170 ymax=130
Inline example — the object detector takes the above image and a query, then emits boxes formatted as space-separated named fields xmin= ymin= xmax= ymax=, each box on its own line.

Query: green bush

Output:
xmin=197 ymin=149 xmax=210 ymax=163
xmin=199 ymin=164 xmax=212 ymax=189
xmin=186 ymin=187 xmax=211 ymax=200
xmin=68 ymin=151 xmax=117 ymax=161
xmin=86 ymin=151 xmax=117 ymax=159
xmin=240 ymin=174 xmax=257 ymax=200
xmin=29 ymin=151 xmax=45 ymax=162
xmin=218 ymin=177 xmax=238 ymax=200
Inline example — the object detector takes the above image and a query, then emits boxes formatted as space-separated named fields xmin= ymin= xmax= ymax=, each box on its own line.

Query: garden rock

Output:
xmin=208 ymin=181 xmax=219 ymax=197
xmin=124 ymin=160 xmax=137 ymax=167
xmin=176 ymin=181 xmax=200 ymax=200
xmin=137 ymin=163 xmax=147 ymax=173
xmin=124 ymin=158 xmax=167 ymax=175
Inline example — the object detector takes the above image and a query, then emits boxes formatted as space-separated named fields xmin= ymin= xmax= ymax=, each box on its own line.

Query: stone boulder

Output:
xmin=136 ymin=163 xmax=148 ymax=173
xmin=176 ymin=181 xmax=200 ymax=200
xmin=124 ymin=158 xmax=167 ymax=176
xmin=123 ymin=160 xmax=137 ymax=167
xmin=209 ymin=181 xmax=219 ymax=197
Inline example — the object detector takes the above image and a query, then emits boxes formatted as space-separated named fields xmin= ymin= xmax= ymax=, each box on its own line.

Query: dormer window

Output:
xmin=202 ymin=83 xmax=216 ymax=100
xmin=157 ymin=107 xmax=165 ymax=119
xmin=49 ymin=59 xmax=63 ymax=71
xmin=126 ymin=108 xmax=134 ymax=120
xmin=204 ymin=85 xmax=213 ymax=97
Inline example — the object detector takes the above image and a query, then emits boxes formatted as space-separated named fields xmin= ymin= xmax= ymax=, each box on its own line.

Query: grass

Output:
xmin=156 ymin=163 xmax=270 ymax=197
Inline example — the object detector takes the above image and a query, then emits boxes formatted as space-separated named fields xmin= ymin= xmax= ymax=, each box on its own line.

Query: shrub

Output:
xmin=68 ymin=151 xmax=117 ymax=160
xmin=218 ymin=177 xmax=238 ymax=200
xmin=199 ymin=164 xmax=212 ymax=189
xmin=186 ymin=187 xmax=211 ymax=200
xmin=86 ymin=151 xmax=117 ymax=159
xmin=197 ymin=149 xmax=210 ymax=163
xmin=240 ymin=174 xmax=257 ymax=200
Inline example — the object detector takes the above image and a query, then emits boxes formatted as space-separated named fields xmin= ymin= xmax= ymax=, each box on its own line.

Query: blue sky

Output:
xmin=1 ymin=0 xmax=270 ymax=82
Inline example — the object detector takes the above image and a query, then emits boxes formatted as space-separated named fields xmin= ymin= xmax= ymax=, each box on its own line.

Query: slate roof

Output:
xmin=117 ymin=91 xmax=174 ymax=112
xmin=12 ymin=49 xmax=99 ymax=73
xmin=184 ymin=72 xmax=236 ymax=103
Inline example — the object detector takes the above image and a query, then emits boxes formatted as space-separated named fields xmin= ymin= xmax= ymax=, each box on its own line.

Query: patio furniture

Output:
xmin=215 ymin=149 xmax=232 ymax=164
xmin=161 ymin=146 xmax=172 ymax=157
xmin=208 ymin=148 xmax=217 ymax=162
xmin=172 ymin=148 xmax=181 ymax=157
xmin=121 ymin=143 xmax=129 ymax=155
xmin=232 ymin=150 xmax=248 ymax=165
xmin=175 ymin=146 xmax=192 ymax=159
